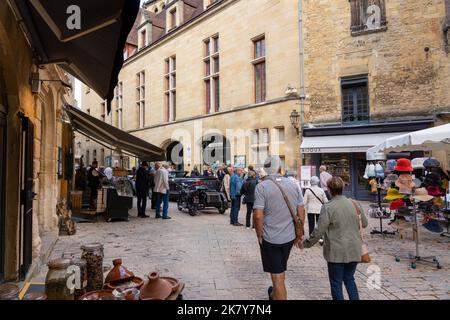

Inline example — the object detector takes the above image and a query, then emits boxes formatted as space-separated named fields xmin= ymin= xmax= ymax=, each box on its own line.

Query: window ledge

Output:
xmin=351 ymin=26 xmax=388 ymax=37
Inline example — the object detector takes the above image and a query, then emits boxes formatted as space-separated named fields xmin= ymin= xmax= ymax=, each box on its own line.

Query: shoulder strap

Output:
xmin=266 ymin=176 xmax=298 ymax=223
xmin=306 ymin=188 xmax=324 ymax=204
xmin=350 ymin=200 xmax=364 ymax=241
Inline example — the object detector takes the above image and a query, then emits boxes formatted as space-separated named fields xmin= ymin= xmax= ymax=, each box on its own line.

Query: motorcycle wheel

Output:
xmin=219 ymin=207 xmax=226 ymax=215
xmin=188 ymin=209 xmax=197 ymax=216
xmin=177 ymin=199 xmax=184 ymax=212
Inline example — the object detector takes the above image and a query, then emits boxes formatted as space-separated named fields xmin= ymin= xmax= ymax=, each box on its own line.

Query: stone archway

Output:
xmin=161 ymin=139 xmax=184 ymax=171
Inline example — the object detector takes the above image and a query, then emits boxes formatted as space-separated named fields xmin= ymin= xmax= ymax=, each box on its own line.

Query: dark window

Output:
xmin=350 ymin=0 xmax=387 ymax=35
xmin=253 ymin=36 xmax=266 ymax=103
xmin=341 ymin=76 xmax=369 ymax=123
xmin=214 ymin=77 xmax=220 ymax=112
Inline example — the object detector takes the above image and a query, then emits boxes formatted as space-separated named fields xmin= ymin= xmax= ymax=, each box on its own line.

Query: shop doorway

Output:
xmin=18 ymin=116 xmax=34 ymax=280
xmin=0 ymin=92 xmax=6 ymax=282
xmin=166 ymin=141 xmax=184 ymax=171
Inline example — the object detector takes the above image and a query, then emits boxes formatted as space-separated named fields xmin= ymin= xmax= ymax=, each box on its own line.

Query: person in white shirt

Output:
xmin=154 ymin=163 xmax=171 ymax=220
xmin=304 ymin=176 xmax=328 ymax=237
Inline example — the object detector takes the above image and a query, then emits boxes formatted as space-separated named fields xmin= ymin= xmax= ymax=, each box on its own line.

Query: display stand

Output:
xmin=395 ymin=192 xmax=442 ymax=269
xmin=441 ymin=190 xmax=450 ymax=238
xmin=371 ymin=177 xmax=396 ymax=237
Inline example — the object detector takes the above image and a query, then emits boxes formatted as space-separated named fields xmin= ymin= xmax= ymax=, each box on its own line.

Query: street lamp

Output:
xmin=290 ymin=109 xmax=300 ymax=132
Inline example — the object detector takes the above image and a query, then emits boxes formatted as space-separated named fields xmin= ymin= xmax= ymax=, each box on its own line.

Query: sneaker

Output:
xmin=246 ymin=227 xmax=250 ymax=230
xmin=141 ymin=215 xmax=150 ymax=219
xmin=155 ymin=215 xmax=162 ymax=219
xmin=319 ymin=239 xmax=324 ymax=246
xmin=268 ymin=286 xmax=273 ymax=301
xmin=163 ymin=216 xmax=172 ymax=220
xmin=234 ymin=223 xmax=244 ymax=227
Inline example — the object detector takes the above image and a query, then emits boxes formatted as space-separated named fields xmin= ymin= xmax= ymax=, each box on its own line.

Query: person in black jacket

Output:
xmin=87 ymin=160 xmax=101 ymax=209
xmin=135 ymin=161 xmax=150 ymax=218
xmin=240 ymin=170 xmax=258 ymax=229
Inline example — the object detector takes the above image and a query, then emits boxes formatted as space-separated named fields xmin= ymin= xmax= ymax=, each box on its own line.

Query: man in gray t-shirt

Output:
xmin=253 ymin=156 xmax=305 ymax=301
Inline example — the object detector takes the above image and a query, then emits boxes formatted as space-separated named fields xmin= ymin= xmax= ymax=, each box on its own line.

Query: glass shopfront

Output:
xmin=311 ymin=153 xmax=372 ymax=201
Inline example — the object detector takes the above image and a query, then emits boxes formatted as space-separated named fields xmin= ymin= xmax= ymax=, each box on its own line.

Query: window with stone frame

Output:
xmin=341 ymin=76 xmax=369 ymax=124
xmin=349 ymin=0 xmax=387 ymax=35
xmin=445 ymin=0 xmax=450 ymax=47
xmin=164 ymin=56 xmax=176 ymax=122
xmin=250 ymin=128 xmax=269 ymax=166
xmin=137 ymin=71 xmax=145 ymax=128
xmin=204 ymin=35 xmax=220 ymax=114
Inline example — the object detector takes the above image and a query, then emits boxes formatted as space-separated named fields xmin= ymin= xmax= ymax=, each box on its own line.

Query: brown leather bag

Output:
xmin=351 ymin=200 xmax=371 ymax=263
xmin=267 ymin=177 xmax=305 ymax=240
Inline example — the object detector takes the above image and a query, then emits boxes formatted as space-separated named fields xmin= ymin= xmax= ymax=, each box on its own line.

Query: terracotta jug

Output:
xmin=105 ymin=259 xmax=135 ymax=284
xmin=140 ymin=272 xmax=172 ymax=300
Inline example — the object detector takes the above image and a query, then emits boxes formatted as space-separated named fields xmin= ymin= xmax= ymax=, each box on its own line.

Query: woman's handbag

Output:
xmin=351 ymin=200 xmax=371 ymax=263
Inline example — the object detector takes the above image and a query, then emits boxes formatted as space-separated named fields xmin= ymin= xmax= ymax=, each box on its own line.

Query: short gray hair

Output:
xmin=263 ymin=156 xmax=282 ymax=175
xmin=310 ymin=176 xmax=320 ymax=186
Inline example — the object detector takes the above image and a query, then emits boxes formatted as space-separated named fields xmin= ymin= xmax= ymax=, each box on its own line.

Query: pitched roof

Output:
xmin=126 ymin=9 xmax=142 ymax=46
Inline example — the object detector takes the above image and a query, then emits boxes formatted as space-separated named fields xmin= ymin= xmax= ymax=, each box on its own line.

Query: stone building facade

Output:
xmin=79 ymin=0 xmax=302 ymax=172
xmin=301 ymin=0 xmax=450 ymax=199
xmin=0 ymin=2 xmax=73 ymax=282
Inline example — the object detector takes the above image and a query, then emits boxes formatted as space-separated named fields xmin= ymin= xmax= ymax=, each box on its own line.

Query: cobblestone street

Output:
xmin=35 ymin=202 xmax=450 ymax=300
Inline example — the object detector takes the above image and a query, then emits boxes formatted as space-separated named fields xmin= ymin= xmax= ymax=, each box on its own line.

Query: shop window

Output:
xmin=321 ymin=154 xmax=351 ymax=187
xmin=350 ymin=0 xmax=387 ymax=35
xmin=341 ymin=76 xmax=369 ymax=124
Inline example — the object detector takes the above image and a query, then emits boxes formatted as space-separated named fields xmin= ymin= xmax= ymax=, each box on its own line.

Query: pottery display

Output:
xmin=161 ymin=277 xmax=181 ymax=293
xmin=105 ymin=276 xmax=144 ymax=290
xmin=140 ymin=272 xmax=173 ymax=300
xmin=105 ymin=259 xmax=135 ymax=284
xmin=80 ymin=290 xmax=118 ymax=300
xmin=0 ymin=284 xmax=20 ymax=300
xmin=81 ymin=243 xmax=104 ymax=291
xmin=45 ymin=258 xmax=74 ymax=300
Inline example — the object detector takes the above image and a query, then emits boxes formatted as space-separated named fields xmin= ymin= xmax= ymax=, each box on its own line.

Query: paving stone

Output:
xmin=32 ymin=202 xmax=450 ymax=300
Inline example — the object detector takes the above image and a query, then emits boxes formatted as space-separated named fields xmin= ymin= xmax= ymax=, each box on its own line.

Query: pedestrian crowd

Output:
xmin=76 ymin=156 xmax=368 ymax=301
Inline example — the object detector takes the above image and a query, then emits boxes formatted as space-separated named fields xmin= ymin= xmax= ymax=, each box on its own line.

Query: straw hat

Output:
xmin=413 ymin=188 xmax=434 ymax=202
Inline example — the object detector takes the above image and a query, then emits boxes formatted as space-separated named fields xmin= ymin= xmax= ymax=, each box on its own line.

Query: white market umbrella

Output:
xmin=367 ymin=124 xmax=450 ymax=158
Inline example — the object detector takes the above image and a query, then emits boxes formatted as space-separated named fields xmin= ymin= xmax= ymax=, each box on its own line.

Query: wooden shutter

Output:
xmin=350 ymin=0 xmax=387 ymax=34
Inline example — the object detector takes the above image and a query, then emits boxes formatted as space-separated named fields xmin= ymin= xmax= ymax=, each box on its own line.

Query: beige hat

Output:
xmin=413 ymin=188 xmax=434 ymax=202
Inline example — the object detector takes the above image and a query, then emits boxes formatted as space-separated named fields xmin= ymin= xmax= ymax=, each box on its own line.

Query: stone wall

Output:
xmin=303 ymin=0 xmax=450 ymax=124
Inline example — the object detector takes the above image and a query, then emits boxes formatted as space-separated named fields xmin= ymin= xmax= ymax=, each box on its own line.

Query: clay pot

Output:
xmin=140 ymin=272 xmax=172 ymax=300
xmin=80 ymin=290 xmax=118 ymax=300
xmin=161 ymin=277 xmax=181 ymax=294
xmin=105 ymin=259 xmax=135 ymax=284
xmin=105 ymin=276 xmax=144 ymax=290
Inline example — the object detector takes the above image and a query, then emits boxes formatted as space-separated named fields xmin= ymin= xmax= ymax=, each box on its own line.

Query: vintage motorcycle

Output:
xmin=176 ymin=181 xmax=228 ymax=216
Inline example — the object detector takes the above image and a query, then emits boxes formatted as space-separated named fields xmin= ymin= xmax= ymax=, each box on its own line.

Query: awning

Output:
xmin=9 ymin=0 xmax=140 ymax=112
xmin=66 ymin=104 xmax=166 ymax=161
xmin=366 ymin=124 xmax=450 ymax=158
xmin=301 ymin=132 xmax=406 ymax=154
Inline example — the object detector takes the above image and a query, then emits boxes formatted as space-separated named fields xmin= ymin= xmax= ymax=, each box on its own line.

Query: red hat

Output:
xmin=394 ymin=158 xmax=413 ymax=172
xmin=426 ymin=186 xmax=444 ymax=196
xmin=390 ymin=199 xmax=405 ymax=211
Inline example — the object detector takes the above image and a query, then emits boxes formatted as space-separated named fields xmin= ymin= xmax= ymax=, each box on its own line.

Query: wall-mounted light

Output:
xmin=290 ymin=109 xmax=300 ymax=132
xmin=30 ymin=72 xmax=73 ymax=94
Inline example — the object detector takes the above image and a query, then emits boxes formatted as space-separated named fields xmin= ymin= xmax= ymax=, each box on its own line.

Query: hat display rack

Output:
xmin=364 ymin=158 xmax=396 ymax=237
xmin=387 ymin=158 xmax=444 ymax=269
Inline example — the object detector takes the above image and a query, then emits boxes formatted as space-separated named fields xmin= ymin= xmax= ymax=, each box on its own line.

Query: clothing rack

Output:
xmin=395 ymin=190 xmax=442 ymax=269
xmin=370 ymin=178 xmax=396 ymax=237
